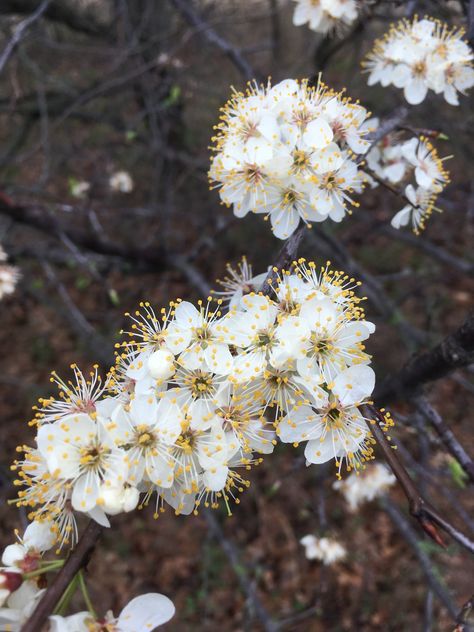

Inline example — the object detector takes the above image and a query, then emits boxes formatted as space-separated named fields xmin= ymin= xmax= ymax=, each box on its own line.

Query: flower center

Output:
xmin=188 ymin=371 xmax=215 ymax=398
xmin=79 ymin=443 xmax=108 ymax=469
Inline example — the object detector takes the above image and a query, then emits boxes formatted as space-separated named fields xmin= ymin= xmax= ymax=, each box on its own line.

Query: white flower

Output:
xmin=167 ymin=300 xmax=234 ymax=375
xmin=109 ymin=170 xmax=134 ymax=193
xmin=401 ymin=137 xmax=449 ymax=192
xmin=295 ymin=295 xmax=375 ymax=382
xmin=99 ymin=483 xmax=140 ymax=515
xmin=300 ymin=535 xmax=346 ymax=564
xmin=363 ymin=17 xmax=474 ymax=106
xmin=391 ymin=184 xmax=439 ymax=234
xmin=2 ymin=521 xmax=56 ymax=569
xmin=0 ymin=263 xmax=20 ymax=300
xmin=49 ymin=592 xmax=175 ymax=632
xmin=292 ymin=0 xmax=359 ymax=35
xmin=277 ymin=365 xmax=375 ymax=470
xmin=0 ymin=581 xmax=45 ymax=631
xmin=109 ymin=395 xmax=182 ymax=488
xmin=333 ymin=463 xmax=396 ymax=510
xmin=37 ymin=413 xmax=128 ymax=513
xmin=0 ymin=573 xmax=22 ymax=608
xmin=33 ymin=365 xmax=105 ymax=425
xmin=213 ymin=257 xmax=268 ymax=308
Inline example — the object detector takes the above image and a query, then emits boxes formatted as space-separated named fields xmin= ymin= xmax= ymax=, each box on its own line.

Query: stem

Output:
xmin=78 ymin=569 xmax=97 ymax=618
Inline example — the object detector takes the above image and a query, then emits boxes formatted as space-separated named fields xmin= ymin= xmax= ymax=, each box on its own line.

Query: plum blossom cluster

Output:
xmin=292 ymin=0 xmax=360 ymax=35
xmin=363 ymin=17 xmax=474 ymax=105
xmin=0 ymin=519 xmax=175 ymax=631
xmin=209 ymin=77 xmax=372 ymax=239
xmin=0 ymin=244 xmax=20 ymax=300
xmin=333 ymin=462 xmax=396 ymax=511
xmin=12 ymin=260 xmax=379 ymax=558
xmin=365 ymin=128 xmax=450 ymax=233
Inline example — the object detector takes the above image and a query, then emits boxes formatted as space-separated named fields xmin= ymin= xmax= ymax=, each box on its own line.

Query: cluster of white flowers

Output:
xmin=292 ymin=0 xmax=360 ymax=36
xmin=12 ymin=260 xmax=382 ymax=557
xmin=0 ymin=244 xmax=20 ymax=300
xmin=209 ymin=78 xmax=372 ymax=240
xmin=333 ymin=462 xmax=396 ymax=511
xmin=365 ymin=126 xmax=450 ymax=233
xmin=363 ymin=17 xmax=474 ymax=105
xmin=300 ymin=534 xmax=346 ymax=564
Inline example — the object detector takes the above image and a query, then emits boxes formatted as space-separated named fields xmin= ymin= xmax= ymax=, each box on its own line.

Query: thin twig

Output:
xmin=204 ymin=511 xmax=280 ymax=632
xmin=168 ymin=0 xmax=257 ymax=81
xmin=0 ymin=0 xmax=50 ymax=74
xmin=414 ymin=396 xmax=474 ymax=484
xmin=381 ymin=498 xmax=458 ymax=619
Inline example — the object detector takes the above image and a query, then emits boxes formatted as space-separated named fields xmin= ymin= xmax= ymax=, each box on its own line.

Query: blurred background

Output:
xmin=0 ymin=0 xmax=473 ymax=630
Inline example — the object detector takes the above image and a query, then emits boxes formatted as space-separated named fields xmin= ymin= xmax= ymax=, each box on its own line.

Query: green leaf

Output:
xmin=448 ymin=458 xmax=468 ymax=489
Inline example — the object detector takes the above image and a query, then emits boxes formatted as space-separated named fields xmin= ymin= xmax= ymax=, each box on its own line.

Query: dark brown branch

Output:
xmin=21 ymin=520 xmax=103 ymax=632
xmin=168 ymin=0 xmax=257 ymax=81
xmin=259 ymin=225 xmax=306 ymax=296
xmin=414 ymin=397 xmax=474 ymax=484
xmin=374 ymin=312 xmax=474 ymax=403
xmin=363 ymin=404 xmax=474 ymax=554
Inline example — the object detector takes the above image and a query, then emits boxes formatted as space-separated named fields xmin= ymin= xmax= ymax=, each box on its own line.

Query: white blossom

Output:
xmin=109 ymin=170 xmax=134 ymax=193
xmin=363 ymin=17 xmax=474 ymax=105
xmin=333 ymin=463 xmax=396 ymax=510
xmin=300 ymin=535 xmax=346 ymax=564
xmin=292 ymin=0 xmax=359 ymax=36
xmin=210 ymin=78 xmax=369 ymax=239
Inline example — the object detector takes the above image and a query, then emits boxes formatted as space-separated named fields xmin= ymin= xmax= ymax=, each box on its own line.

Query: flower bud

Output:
xmin=147 ymin=349 xmax=175 ymax=380
xmin=122 ymin=487 xmax=140 ymax=513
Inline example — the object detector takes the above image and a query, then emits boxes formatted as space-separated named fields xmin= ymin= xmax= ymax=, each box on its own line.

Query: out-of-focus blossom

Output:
xmin=333 ymin=462 xmax=396 ymax=510
xmin=300 ymin=535 xmax=346 ymax=564
xmin=292 ymin=0 xmax=359 ymax=35
xmin=109 ymin=170 xmax=134 ymax=193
